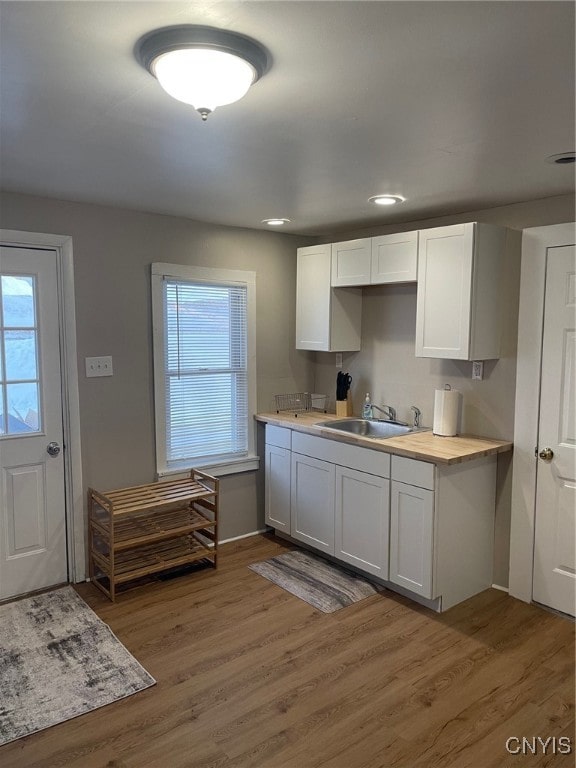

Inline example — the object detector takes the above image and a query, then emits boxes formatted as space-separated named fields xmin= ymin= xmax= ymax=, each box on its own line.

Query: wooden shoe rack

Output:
xmin=88 ymin=469 xmax=218 ymax=601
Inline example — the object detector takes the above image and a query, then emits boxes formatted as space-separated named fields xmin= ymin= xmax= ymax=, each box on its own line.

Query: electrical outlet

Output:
xmin=472 ymin=361 xmax=484 ymax=380
xmin=335 ymin=353 xmax=343 ymax=368
xmin=85 ymin=356 xmax=113 ymax=378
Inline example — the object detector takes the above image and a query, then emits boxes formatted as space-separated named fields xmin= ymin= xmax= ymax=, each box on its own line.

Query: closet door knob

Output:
xmin=538 ymin=447 xmax=554 ymax=461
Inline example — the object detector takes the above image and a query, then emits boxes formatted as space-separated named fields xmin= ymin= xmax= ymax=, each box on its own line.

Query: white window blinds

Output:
xmin=163 ymin=278 xmax=249 ymax=467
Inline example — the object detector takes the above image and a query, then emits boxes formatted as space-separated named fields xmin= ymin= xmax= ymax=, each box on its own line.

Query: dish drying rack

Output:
xmin=274 ymin=392 xmax=327 ymax=416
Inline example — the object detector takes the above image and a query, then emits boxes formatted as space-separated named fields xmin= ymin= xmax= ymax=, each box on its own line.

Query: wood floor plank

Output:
xmin=0 ymin=533 xmax=573 ymax=768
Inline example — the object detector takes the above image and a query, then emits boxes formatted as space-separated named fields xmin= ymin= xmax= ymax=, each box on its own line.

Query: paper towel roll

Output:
xmin=433 ymin=388 xmax=461 ymax=436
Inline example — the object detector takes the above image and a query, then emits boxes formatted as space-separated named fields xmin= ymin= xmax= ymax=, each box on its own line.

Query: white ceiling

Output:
xmin=1 ymin=1 xmax=574 ymax=236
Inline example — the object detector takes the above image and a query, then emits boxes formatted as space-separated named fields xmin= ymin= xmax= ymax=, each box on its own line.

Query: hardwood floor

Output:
xmin=2 ymin=533 xmax=574 ymax=768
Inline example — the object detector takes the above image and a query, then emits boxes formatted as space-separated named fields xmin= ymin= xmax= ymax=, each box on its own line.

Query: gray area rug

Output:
xmin=249 ymin=550 xmax=382 ymax=613
xmin=0 ymin=586 xmax=155 ymax=745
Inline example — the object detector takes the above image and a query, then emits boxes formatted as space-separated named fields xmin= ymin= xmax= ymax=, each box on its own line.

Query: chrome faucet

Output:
xmin=410 ymin=405 xmax=421 ymax=428
xmin=372 ymin=404 xmax=396 ymax=421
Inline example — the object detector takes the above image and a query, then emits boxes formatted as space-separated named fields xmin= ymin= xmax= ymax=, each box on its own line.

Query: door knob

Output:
xmin=538 ymin=447 xmax=554 ymax=461
xmin=47 ymin=441 xmax=61 ymax=457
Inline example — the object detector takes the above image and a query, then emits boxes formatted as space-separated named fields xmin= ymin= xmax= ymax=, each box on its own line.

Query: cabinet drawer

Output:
xmin=266 ymin=425 xmax=292 ymax=449
xmin=292 ymin=431 xmax=390 ymax=477
xmin=391 ymin=455 xmax=435 ymax=490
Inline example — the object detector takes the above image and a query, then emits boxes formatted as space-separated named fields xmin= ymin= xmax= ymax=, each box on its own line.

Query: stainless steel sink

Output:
xmin=316 ymin=418 xmax=416 ymax=439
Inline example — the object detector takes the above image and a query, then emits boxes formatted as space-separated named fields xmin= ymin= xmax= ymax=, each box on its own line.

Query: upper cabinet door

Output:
xmin=371 ymin=231 xmax=418 ymax=284
xmin=415 ymin=223 xmax=505 ymax=360
xmin=415 ymin=223 xmax=475 ymax=360
xmin=331 ymin=239 xmax=371 ymax=286
xmin=296 ymin=244 xmax=332 ymax=350
xmin=296 ymin=244 xmax=362 ymax=351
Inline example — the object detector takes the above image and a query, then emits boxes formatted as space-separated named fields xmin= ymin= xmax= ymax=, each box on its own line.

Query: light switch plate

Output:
xmin=335 ymin=353 xmax=343 ymax=368
xmin=86 ymin=356 xmax=113 ymax=377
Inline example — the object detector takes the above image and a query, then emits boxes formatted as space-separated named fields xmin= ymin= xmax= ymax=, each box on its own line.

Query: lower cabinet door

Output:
xmin=264 ymin=443 xmax=291 ymax=533
xmin=389 ymin=480 xmax=435 ymax=598
xmin=335 ymin=466 xmax=390 ymax=578
xmin=290 ymin=452 xmax=335 ymax=554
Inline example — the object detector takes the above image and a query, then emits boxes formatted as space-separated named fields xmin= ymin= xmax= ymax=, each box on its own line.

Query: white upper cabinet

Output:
xmin=331 ymin=239 xmax=372 ymax=286
xmin=296 ymin=244 xmax=362 ymax=351
xmin=296 ymin=222 xmax=506 ymax=355
xmin=371 ymin=231 xmax=418 ymax=284
xmin=330 ymin=233 xmax=418 ymax=287
xmin=415 ymin=222 xmax=506 ymax=360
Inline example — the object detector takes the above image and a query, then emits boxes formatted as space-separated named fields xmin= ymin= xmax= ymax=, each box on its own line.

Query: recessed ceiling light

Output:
xmin=368 ymin=195 xmax=405 ymax=206
xmin=262 ymin=218 xmax=291 ymax=226
xmin=545 ymin=152 xmax=576 ymax=165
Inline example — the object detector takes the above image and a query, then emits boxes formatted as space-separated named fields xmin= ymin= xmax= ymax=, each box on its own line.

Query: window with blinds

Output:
xmin=162 ymin=278 xmax=249 ymax=467
xmin=152 ymin=263 xmax=257 ymax=476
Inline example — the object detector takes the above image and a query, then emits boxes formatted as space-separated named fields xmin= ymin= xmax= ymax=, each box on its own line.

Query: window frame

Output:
xmin=151 ymin=263 xmax=258 ymax=478
xmin=0 ymin=272 xmax=42 ymax=437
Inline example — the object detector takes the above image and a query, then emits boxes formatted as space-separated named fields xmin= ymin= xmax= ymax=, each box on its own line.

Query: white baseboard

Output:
xmin=491 ymin=583 xmax=509 ymax=593
xmin=219 ymin=528 xmax=269 ymax=545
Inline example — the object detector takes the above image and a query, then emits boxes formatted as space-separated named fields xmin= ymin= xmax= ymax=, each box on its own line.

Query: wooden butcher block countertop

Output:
xmin=255 ymin=412 xmax=513 ymax=465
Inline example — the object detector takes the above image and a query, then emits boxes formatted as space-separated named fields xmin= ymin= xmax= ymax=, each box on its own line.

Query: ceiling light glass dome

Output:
xmin=136 ymin=25 xmax=270 ymax=121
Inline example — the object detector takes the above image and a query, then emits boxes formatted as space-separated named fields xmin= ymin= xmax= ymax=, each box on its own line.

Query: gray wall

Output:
xmin=0 ymin=191 xmax=314 ymax=541
xmin=1 ymin=190 xmax=573 ymax=585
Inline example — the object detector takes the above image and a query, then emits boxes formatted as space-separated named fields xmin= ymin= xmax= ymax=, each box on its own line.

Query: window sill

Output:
xmin=157 ymin=454 xmax=260 ymax=480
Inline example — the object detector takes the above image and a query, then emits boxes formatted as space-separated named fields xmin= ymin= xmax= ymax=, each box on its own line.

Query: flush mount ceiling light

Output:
xmin=545 ymin=152 xmax=576 ymax=165
xmin=262 ymin=218 xmax=291 ymax=226
xmin=368 ymin=195 xmax=406 ymax=206
xmin=136 ymin=25 xmax=270 ymax=121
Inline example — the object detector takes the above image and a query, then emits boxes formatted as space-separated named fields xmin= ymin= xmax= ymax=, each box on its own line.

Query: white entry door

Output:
xmin=532 ymin=243 xmax=576 ymax=616
xmin=0 ymin=246 xmax=67 ymax=600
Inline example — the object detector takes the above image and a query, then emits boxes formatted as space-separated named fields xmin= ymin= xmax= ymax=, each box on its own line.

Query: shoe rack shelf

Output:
xmin=88 ymin=469 xmax=219 ymax=601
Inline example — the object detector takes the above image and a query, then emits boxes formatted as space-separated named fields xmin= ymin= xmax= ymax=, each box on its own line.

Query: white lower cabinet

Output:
xmin=265 ymin=425 xmax=292 ymax=533
xmin=264 ymin=425 xmax=497 ymax=611
xmin=291 ymin=453 xmax=335 ymax=554
xmin=389 ymin=480 xmax=435 ymax=598
xmin=388 ymin=454 xmax=497 ymax=610
xmin=335 ymin=466 xmax=390 ymax=578
xmin=264 ymin=443 xmax=291 ymax=533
